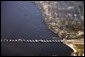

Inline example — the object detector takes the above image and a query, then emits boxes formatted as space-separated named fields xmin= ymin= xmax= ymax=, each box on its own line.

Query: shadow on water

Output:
xmin=1 ymin=1 xmax=73 ymax=56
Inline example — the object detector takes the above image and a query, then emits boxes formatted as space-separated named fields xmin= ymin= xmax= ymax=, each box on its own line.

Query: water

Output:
xmin=1 ymin=1 xmax=72 ymax=56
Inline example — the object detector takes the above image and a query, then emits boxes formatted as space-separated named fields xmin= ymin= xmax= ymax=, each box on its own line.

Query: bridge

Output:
xmin=1 ymin=38 xmax=84 ymax=56
xmin=1 ymin=39 xmax=63 ymax=43
xmin=1 ymin=39 xmax=84 ymax=44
